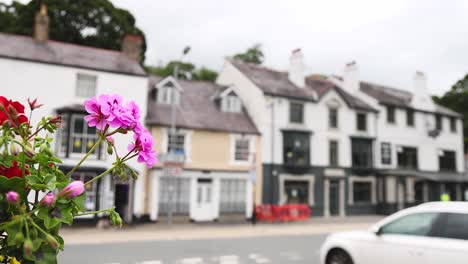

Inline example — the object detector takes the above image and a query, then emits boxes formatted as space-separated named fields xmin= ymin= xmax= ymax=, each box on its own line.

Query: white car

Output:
xmin=320 ymin=202 xmax=468 ymax=264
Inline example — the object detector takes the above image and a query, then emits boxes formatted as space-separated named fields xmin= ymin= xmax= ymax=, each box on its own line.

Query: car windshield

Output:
xmin=380 ymin=212 xmax=440 ymax=236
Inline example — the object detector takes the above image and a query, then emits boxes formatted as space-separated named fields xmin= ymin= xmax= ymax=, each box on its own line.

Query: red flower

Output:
xmin=0 ymin=96 xmax=28 ymax=125
xmin=0 ymin=161 xmax=30 ymax=179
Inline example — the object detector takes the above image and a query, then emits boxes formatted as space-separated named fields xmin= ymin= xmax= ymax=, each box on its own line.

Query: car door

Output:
xmin=418 ymin=213 xmax=468 ymax=264
xmin=358 ymin=212 xmax=441 ymax=264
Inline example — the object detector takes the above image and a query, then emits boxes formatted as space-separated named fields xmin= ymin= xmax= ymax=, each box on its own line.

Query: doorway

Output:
xmin=193 ymin=178 xmax=215 ymax=221
xmin=329 ymin=180 xmax=340 ymax=216
xmin=114 ymin=184 xmax=129 ymax=222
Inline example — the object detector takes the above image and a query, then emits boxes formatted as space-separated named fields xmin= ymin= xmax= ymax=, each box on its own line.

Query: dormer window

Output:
xmin=158 ymin=85 xmax=180 ymax=105
xmin=222 ymin=95 xmax=241 ymax=113
xmin=154 ymin=76 xmax=183 ymax=105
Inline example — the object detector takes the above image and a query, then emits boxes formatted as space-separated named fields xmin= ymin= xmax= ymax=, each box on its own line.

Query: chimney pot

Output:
xmin=343 ymin=61 xmax=359 ymax=94
xmin=121 ymin=34 xmax=143 ymax=61
xmin=34 ymin=4 xmax=49 ymax=42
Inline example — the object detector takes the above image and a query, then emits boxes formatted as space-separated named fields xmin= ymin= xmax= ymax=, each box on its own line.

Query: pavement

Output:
xmin=61 ymin=215 xmax=382 ymax=245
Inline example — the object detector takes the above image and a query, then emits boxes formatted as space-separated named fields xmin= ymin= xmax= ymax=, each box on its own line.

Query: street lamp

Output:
xmin=167 ymin=46 xmax=191 ymax=225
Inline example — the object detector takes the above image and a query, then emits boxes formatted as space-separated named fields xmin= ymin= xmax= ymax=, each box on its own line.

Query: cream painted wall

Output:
xmin=149 ymin=126 xmax=263 ymax=204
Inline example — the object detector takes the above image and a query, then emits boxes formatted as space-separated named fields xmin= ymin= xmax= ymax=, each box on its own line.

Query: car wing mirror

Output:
xmin=371 ymin=226 xmax=382 ymax=236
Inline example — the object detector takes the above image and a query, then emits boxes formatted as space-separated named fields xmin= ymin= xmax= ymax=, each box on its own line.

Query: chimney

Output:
xmin=34 ymin=4 xmax=49 ymax=42
xmin=343 ymin=61 xmax=360 ymax=94
xmin=288 ymin=48 xmax=305 ymax=88
xmin=412 ymin=71 xmax=434 ymax=111
xmin=121 ymin=34 xmax=143 ymax=61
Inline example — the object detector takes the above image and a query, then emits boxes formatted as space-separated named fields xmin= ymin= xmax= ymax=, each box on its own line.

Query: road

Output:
xmin=58 ymin=234 xmax=328 ymax=264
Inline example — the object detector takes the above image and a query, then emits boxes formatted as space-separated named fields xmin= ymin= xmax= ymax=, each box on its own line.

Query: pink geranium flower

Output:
xmin=100 ymin=94 xmax=134 ymax=129
xmin=40 ymin=193 xmax=55 ymax=207
xmin=128 ymin=128 xmax=158 ymax=168
xmin=59 ymin=181 xmax=85 ymax=199
xmin=84 ymin=96 xmax=108 ymax=130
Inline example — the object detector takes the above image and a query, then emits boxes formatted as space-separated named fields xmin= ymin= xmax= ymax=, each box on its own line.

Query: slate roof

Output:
xmin=359 ymin=80 xmax=462 ymax=118
xmin=0 ymin=32 xmax=146 ymax=76
xmin=146 ymin=75 xmax=259 ymax=134
xmin=230 ymin=59 xmax=376 ymax=112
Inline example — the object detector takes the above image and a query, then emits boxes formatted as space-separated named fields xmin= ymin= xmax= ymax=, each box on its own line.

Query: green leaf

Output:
xmin=0 ymin=176 xmax=26 ymax=198
xmin=60 ymin=207 xmax=73 ymax=225
xmin=72 ymin=194 xmax=86 ymax=213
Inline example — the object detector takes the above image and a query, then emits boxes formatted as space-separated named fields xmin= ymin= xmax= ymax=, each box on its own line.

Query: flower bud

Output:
xmin=6 ymin=191 xmax=19 ymax=204
xmin=49 ymin=115 xmax=62 ymax=126
xmin=9 ymin=144 xmax=19 ymax=156
xmin=23 ymin=239 xmax=33 ymax=258
xmin=15 ymin=232 xmax=24 ymax=244
xmin=40 ymin=193 xmax=55 ymax=208
xmin=107 ymin=144 xmax=113 ymax=155
xmin=109 ymin=210 xmax=123 ymax=228
xmin=24 ymin=146 xmax=35 ymax=158
xmin=59 ymin=181 xmax=85 ymax=198
xmin=46 ymin=234 xmax=59 ymax=249
xmin=106 ymin=136 xmax=114 ymax=145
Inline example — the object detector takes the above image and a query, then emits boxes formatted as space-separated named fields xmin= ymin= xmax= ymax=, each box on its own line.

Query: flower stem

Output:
xmin=74 ymin=207 xmax=114 ymax=217
xmin=65 ymin=126 xmax=108 ymax=178
xmin=84 ymin=165 xmax=114 ymax=187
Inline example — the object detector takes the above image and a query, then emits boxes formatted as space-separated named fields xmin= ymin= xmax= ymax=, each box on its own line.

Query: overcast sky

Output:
xmin=6 ymin=0 xmax=468 ymax=95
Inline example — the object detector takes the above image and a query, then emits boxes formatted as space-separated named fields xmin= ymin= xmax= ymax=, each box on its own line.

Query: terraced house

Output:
xmin=144 ymin=75 xmax=261 ymax=222
xmin=217 ymin=49 xmax=467 ymax=217
xmin=329 ymin=63 xmax=467 ymax=213
xmin=0 ymin=6 xmax=148 ymax=223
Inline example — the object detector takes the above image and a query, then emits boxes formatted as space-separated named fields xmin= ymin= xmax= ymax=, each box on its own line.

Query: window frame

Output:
xmin=356 ymin=113 xmax=367 ymax=132
xmin=439 ymin=150 xmax=456 ymax=172
xmin=397 ymin=146 xmax=418 ymax=170
xmin=222 ymin=95 xmax=242 ymax=113
xmin=449 ymin=117 xmax=457 ymax=133
xmin=329 ymin=108 xmax=339 ymax=129
xmin=435 ymin=114 xmax=443 ymax=131
xmin=351 ymin=138 xmax=373 ymax=169
xmin=289 ymin=101 xmax=304 ymax=124
xmin=348 ymin=176 xmax=376 ymax=205
xmin=381 ymin=142 xmax=392 ymax=165
xmin=436 ymin=213 xmax=468 ymax=241
xmin=329 ymin=140 xmax=339 ymax=167
xmin=406 ymin=109 xmax=415 ymax=127
xmin=75 ymin=73 xmax=97 ymax=98
xmin=282 ymin=131 xmax=310 ymax=167
xmin=386 ymin=105 xmax=396 ymax=124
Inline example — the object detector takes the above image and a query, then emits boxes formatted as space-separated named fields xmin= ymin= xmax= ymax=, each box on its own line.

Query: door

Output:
xmin=359 ymin=212 xmax=441 ymax=264
xmin=114 ymin=184 xmax=129 ymax=222
xmin=329 ymin=180 xmax=340 ymax=216
xmin=193 ymin=179 xmax=215 ymax=221
xmin=420 ymin=213 xmax=468 ymax=264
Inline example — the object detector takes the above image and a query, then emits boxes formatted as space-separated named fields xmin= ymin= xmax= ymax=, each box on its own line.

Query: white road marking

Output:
xmin=138 ymin=261 xmax=163 ymax=264
xmin=177 ymin=257 xmax=203 ymax=264
xmin=219 ymin=254 xmax=240 ymax=264
xmin=280 ymin=251 xmax=303 ymax=261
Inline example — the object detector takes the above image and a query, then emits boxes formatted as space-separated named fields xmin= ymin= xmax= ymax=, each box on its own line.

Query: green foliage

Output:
xmin=233 ymin=43 xmax=264 ymax=64
xmin=433 ymin=74 xmax=468 ymax=152
xmin=146 ymin=61 xmax=219 ymax=82
xmin=0 ymin=0 xmax=147 ymax=62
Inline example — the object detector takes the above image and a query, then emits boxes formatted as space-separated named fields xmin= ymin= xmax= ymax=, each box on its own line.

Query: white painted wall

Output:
xmin=0 ymin=57 xmax=149 ymax=215
xmin=217 ymin=59 xmax=378 ymax=167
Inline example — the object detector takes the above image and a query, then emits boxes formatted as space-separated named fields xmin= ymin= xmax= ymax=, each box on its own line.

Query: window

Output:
xmin=222 ymin=95 xmax=242 ymax=113
xmin=167 ymin=133 xmax=185 ymax=155
xmin=70 ymin=114 xmax=99 ymax=156
xmin=289 ymin=101 xmax=304 ymax=124
xmin=438 ymin=213 xmax=468 ymax=240
xmin=356 ymin=113 xmax=367 ymax=131
xmin=351 ymin=138 xmax=373 ymax=169
xmin=329 ymin=108 xmax=338 ymax=129
xmin=439 ymin=150 xmax=456 ymax=171
xmin=329 ymin=140 xmax=339 ymax=167
xmin=220 ymin=179 xmax=246 ymax=213
xmin=407 ymin=109 xmax=415 ymax=127
xmin=71 ymin=172 xmax=97 ymax=211
xmin=386 ymin=106 xmax=395 ymax=124
xmin=234 ymin=138 xmax=250 ymax=162
xmin=380 ymin=213 xmax=440 ymax=236
xmin=158 ymin=84 xmax=180 ymax=105
xmin=75 ymin=74 xmax=97 ymax=98
xmin=353 ymin=182 xmax=372 ymax=203
xmin=381 ymin=142 xmax=392 ymax=165
xmin=435 ymin=114 xmax=442 ymax=130
xmin=158 ymin=177 xmax=190 ymax=214
xmin=450 ymin=117 xmax=457 ymax=133
xmin=397 ymin=147 xmax=418 ymax=169
xmin=283 ymin=131 xmax=310 ymax=166
xmin=284 ymin=181 xmax=309 ymax=204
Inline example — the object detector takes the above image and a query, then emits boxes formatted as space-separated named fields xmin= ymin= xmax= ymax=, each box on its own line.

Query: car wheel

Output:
xmin=326 ymin=249 xmax=354 ymax=264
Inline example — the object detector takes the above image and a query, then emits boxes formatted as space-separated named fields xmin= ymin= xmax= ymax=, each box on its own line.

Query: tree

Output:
xmin=433 ymin=74 xmax=468 ymax=153
xmin=233 ymin=44 xmax=264 ymax=64
xmin=145 ymin=61 xmax=218 ymax=82
xmin=0 ymin=0 xmax=147 ymax=62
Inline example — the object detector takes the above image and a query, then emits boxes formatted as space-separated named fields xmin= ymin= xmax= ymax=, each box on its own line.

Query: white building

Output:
xmin=217 ymin=49 xmax=467 ymax=217
xmin=0 ymin=7 xmax=148 ymax=222
xmin=330 ymin=62 xmax=466 ymax=213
